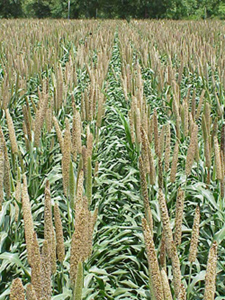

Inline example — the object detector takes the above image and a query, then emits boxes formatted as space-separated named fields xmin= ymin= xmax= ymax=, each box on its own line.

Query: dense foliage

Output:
xmin=0 ymin=0 xmax=225 ymax=19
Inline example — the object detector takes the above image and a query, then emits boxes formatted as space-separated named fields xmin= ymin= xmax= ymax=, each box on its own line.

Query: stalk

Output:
xmin=187 ymin=262 xmax=192 ymax=300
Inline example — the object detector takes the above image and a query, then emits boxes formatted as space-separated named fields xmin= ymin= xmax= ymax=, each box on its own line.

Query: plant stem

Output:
xmin=187 ymin=262 xmax=193 ymax=300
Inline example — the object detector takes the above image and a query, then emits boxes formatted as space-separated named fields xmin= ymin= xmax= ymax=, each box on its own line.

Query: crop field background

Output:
xmin=0 ymin=19 xmax=225 ymax=300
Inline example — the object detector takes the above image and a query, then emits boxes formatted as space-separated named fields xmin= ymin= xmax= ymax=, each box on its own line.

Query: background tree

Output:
xmin=0 ymin=0 xmax=225 ymax=19
xmin=0 ymin=0 xmax=23 ymax=18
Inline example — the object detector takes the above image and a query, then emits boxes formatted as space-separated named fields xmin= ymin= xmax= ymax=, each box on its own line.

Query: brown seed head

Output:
xmin=196 ymin=89 xmax=205 ymax=119
xmin=135 ymin=108 xmax=141 ymax=145
xmin=26 ymin=284 xmax=38 ymax=300
xmin=53 ymin=116 xmax=64 ymax=152
xmin=10 ymin=278 xmax=25 ymax=300
xmin=41 ymin=240 xmax=51 ymax=300
xmin=201 ymin=115 xmax=208 ymax=143
xmin=139 ymin=156 xmax=153 ymax=232
xmin=183 ymin=99 xmax=189 ymax=137
xmin=70 ymin=207 xmax=86 ymax=285
xmin=34 ymin=92 xmax=48 ymax=147
xmin=142 ymin=218 xmax=164 ymax=300
xmin=185 ymin=124 xmax=198 ymax=176
xmin=5 ymin=108 xmax=18 ymax=154
xmin=31 ymin=232 xmax=42 ymax=299
xmin=204 ymin=139 xmax=211 ymax=170
xmin=161 ymin=268 xmax=173 ymax=300
xmin=54 ymin=204 xmax=65 ymax=262
xmin=211 ymin=117 xmax=218 ymax=147
xmin=171 ymin=241 xmax=182 ymax=297
xmin=153 ymin=109 xmax=159 ymax=156
xmin=170 ymin=141 xmax=179 ymax=183
xmin=75 ymin=110 xmax=82 ymax=154
xmin=62 ymin=118 xmax=71 ymax=195
xmin=141 ymin=127 xmax=150 ymax=174
xmin=189 ymin=206 xmax=200 ymax=263
xmin=75 ymin=169 xmax=84 ymax=214
xmin=174 ymin=187 xmax=185 ymax=245
xmin=159 ymin=125 xmax=165 ymax=158
xmin=86 ymin=125 xmax=93 ymax=159
xmin=204 ymin=102 xmax=211 ymax=135
xmin=22 ymin=174 xmax=34 ymax=265
xmin=158 ymin=189 xmax=173 ymax=258
xmin=149 ymin=147 xmax=156 ymax=185
xmin=204 ymin=241 xmax=218 ymax=300
xmin=214 ymin=136 xmax=222 ymax=181
xmin=0 ymin=128 xmax=11 ymax=199
xmin=164 ymin=123 xmax=171 ymax=172
xmin=44 ymin=181 xmax=56 ymax=274
xmin=178 ymin=283 xmax=186 ymax=300
xmin=191 ymin=89 xmax=196 ymax=120
xmin=160 ymin=229 xmax=166 ymax=268
xmin=23 ymin=105 xmax=32 ymax=141
xmin=128 ymin=110 xmax=135 ymax=144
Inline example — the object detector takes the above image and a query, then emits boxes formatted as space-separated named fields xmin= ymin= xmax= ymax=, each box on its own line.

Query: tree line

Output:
xmin=0 ymin=0 xmax=225 ymax=19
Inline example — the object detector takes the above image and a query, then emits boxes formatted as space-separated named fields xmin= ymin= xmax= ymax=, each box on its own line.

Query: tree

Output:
xmin=0 ymin=0 xmax=23 ymax=18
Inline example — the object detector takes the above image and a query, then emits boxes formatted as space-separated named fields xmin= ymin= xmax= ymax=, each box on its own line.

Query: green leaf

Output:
xmin=214 ymin=225 xmax=225 ymax=244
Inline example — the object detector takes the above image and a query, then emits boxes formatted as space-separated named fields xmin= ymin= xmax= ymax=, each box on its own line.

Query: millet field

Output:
xmin=0 ymin=19 xmax=225 ymax=300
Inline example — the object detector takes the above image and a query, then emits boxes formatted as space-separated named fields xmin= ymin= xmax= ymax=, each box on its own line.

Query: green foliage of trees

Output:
xmin=0 ymin=0 xmax=225 ymax=19
xmin=0 ymin=0 xmax=23 ymax=18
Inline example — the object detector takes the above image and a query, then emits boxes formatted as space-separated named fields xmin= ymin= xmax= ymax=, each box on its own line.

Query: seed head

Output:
xmin=10 ymin=278 xmax=25 ymax=300
xmin=54 ymin=204 xmax=65 ymax=262
xmin=160 ymin=229 xmax=166 ymax=268
xmin=22 ymin=174 xmax=34 ymax=265
xmin=44 ymin=181 xmax=56 ymax=274
xmin=26 ymin=284 xmax=37 ymax=300
xmin=153 ymin=109 xmax=159 ymax=156
xmin=183 ymin=99 xmax=189 ymax=137
xmin=5 ymin=108 xmax=18 ymax=154
xmin=73 ymin=261 xmax=83 ymax=300
xmin=149 ymin=147 xmax=156 ymax=185
xmin=174 ymin=187 xmax=185 ymax=246
xmin=189 ymin=206 xmax=200 ymax=263
xmin=171 ymin=241 xmax=182 ymax=297
xmin=141 ymin=127 xmax=150 ymax=174
xmin=164 ymin=123 xmax=171 ymax=172
xmin=178 ymin=283 xmax=186 ymax=300
xmin=70 ymin=207 xmax=86 ymax=285
xmin=34 ymin=92 xmax=48 ymax=147
xmin=139 ymin=156 xmax=153 ymax=232
xmin=142 ymin=218 xmax=164 ymax=300
xmin=204 ymin=102 xmax=211 ymax=135
xmin=158 ymin=189 xmax=173 ymax=258
xmin=135 ymin=108 xmax=141 ymax=145
xmin=86 ymin=125 xmax=93 ymax=159
xmin=196 ymin=89 xmax=205 ymax=119
xmin=191 ymin=89 xmax=196 ymax=120
xmin=23 ymin=105 xmax=32 ymax=141
xmin=53 ymin=116 xmax=64 ymax=152
xmin=161 ymin=268 xmax=173 ymax=300
xmin=204 ymin=241 xmax=218 ymax=300
xmin=170 ymin=141 xmax=179 ymax=183
xmin=31 ymin=232 xmax=42 ymax=299
xmin=41 ymin=240 xmax=51 ymax=300
xmin=185 ymin=124 xmax=198 ymax=176
xmin=214 ymin=136 xmax=222 ymax=180
xmin=62 ymin=118 xmax=71 ymax=195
